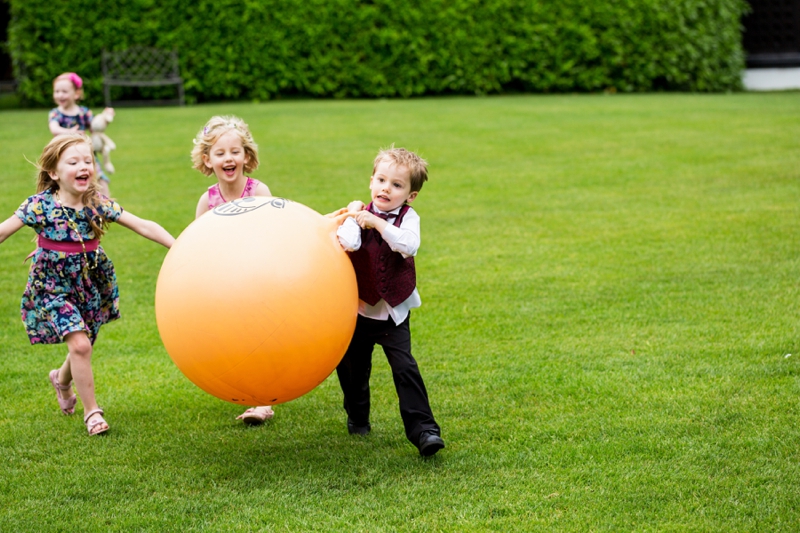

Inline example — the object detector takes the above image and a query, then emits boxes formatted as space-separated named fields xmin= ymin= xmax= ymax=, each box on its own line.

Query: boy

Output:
xmin=335 ymin=146 xmax=444 ymax=457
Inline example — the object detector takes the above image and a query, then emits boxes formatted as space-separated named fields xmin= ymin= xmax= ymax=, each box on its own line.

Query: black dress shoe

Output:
xmin=347 ymin=419 xmax=370 ymax=435
xmin=418 ymin=431 xmax=445 ymax=456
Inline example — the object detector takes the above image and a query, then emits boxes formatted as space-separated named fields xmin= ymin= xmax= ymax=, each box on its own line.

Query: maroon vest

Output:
xmin=349 ymin=203 xmax=416 ymax=307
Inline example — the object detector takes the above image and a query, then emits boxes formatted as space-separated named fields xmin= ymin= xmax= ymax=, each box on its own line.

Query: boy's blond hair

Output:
xmin=191 ymin=115 xmax=259 ymax=176
xmin=373 ymin=146 xmax=428 ymax=192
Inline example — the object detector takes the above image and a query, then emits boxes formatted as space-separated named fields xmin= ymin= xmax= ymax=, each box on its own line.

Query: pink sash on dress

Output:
xmin=37 ymin=235 xmax=99 ymax=253
xmin=25 ymin=235 xmax=99 ymax=262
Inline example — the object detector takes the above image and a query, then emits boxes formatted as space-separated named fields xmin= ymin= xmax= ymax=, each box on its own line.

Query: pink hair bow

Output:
xmin=68 ymin=72 xmax=83 ymax=88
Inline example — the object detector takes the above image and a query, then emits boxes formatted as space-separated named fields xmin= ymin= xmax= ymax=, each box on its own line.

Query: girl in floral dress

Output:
xmin=191 ymin=115 xmax=276 ymax=425
xmin=0 ymin=134 xmax=175 ymax=435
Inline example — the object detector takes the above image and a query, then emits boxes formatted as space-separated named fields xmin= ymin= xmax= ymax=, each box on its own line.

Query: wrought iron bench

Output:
xmin=102 ymin=47 xmax=185 ymax=106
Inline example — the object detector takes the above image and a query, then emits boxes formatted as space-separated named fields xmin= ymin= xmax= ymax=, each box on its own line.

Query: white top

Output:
xmin=337 ymin=206 xmax=422 ymax=325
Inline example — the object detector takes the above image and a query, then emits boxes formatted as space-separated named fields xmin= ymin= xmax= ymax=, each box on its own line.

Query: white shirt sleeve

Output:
xmin=381 ymin=208 xmax=420 ymax=258
xmin=336 ymin=217 xmax=362 ymax=252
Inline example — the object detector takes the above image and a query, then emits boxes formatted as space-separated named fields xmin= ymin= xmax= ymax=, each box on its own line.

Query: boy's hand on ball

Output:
xmin=347 ymin=201 xmax=365 ymax=214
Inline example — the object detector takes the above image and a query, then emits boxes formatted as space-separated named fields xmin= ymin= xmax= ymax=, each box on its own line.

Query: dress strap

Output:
xmin=242 ymin=177 xmax=257 ymax=197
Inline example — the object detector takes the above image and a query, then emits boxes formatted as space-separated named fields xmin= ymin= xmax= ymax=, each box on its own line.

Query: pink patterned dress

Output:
xmin=207 ymin=177 xmax=263 ymax=210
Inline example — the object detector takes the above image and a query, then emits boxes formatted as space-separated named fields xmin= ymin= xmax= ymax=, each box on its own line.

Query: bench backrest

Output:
xmin=102 ymin=47 xmax=181 ymax=82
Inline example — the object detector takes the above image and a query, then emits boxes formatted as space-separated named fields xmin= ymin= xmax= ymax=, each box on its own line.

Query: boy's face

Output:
xmin=369 ymin=159 xmax=417 ymax=212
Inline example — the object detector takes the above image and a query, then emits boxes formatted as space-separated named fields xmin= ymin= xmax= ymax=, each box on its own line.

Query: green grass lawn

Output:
xmin=1 ymin=93 xmax=799 ymax=532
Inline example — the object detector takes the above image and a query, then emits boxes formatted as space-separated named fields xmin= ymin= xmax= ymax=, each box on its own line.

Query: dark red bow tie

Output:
xmin=372 ymin=210 xmax=395 ymax=220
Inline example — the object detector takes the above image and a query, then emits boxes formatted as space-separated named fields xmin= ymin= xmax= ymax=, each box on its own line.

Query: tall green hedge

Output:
xmin=8 ymin=0 xmax=748 ymax=106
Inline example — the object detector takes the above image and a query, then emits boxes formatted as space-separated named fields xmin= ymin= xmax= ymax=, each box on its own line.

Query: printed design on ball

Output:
xmin=213 ymin=197 xmax=288 ymax=216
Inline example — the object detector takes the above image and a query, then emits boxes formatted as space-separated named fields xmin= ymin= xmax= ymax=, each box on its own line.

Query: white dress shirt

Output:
xmin=337 ymin=206 xmax=422 ymax=325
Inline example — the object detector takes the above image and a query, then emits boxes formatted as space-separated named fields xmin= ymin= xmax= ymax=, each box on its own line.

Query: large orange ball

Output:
xmin=155 ymin=197 xmax=358 ymax=406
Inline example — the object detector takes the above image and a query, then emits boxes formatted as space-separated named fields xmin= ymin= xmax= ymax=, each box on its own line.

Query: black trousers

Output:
xmin=336 ymin=313 xmax=441 ymax=446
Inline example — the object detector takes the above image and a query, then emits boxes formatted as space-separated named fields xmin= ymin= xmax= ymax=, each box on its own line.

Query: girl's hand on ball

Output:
xmin=324 ymin=207 xmax=349 ymax=218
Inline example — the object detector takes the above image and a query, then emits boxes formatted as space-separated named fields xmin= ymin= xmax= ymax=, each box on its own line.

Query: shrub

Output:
xmin=7 ymin=0 xmax=748 ymax=106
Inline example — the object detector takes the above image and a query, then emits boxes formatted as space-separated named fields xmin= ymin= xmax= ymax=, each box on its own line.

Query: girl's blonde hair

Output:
xmin=52 ymin=72 xmax=84 ymax=100
xmin=191 ymin=115 xmax=259 ymax=176
xmin=37 ymin=133 xmax=109 ymax=239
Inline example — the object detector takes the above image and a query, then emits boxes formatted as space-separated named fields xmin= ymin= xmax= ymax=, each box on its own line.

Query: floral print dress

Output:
xmin=15 ymin=190 xmax=123 ymax=345
xmin=48 ymin=106 xmax=93 ymax=132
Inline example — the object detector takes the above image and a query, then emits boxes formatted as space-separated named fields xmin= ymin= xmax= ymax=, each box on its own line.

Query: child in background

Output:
xmin=335 ymin=146 xmax=445 ymax=457
xmin=0 ymin=133 xmax=175 ymax=435
xmin=191 ymin=115 xmax=275 ymax=425
xmin=49 ymin=72 xmax=114 ymax=197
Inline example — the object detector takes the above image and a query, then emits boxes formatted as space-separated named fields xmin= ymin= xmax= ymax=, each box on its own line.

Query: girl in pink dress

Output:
xmin=193 ymin=116 xmax=273 ymax=216
xmin=191 ymin=115 xmax=275 ymax=425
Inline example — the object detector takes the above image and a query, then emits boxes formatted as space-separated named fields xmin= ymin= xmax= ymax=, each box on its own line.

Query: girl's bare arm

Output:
xmin=0 ymin=215 xmax=24 ymax=245
xmin=117 ymin=211 xmax=175 ymax=248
